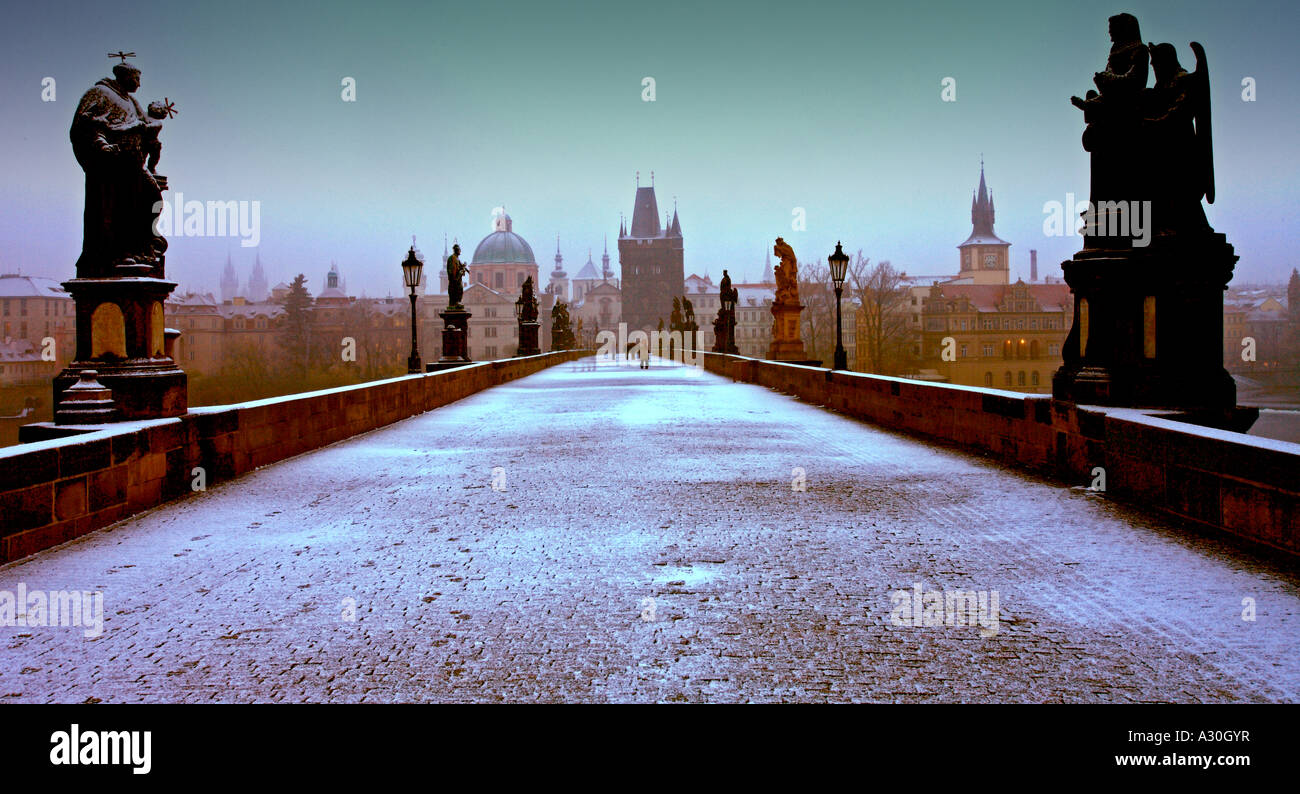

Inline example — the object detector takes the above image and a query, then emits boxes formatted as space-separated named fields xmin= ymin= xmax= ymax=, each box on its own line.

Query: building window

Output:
xmin=1004 ymin=372 xmax=1012 ymax=387
xmin=517 ymin=272 xmax=525 ymax=287
xmin=959 ymin=344 xmax=968 ymax=358
xmin=1003 ymin=340 xmax=1012 ymax=359
xmin=984 ymin=372 xmax=993 ymax=386
xmin=1048 ymin=343 xmax=1060 ymax=356
xmin=982 ymin=344 xmax=994 ymax=357
xmin=1018 ymin=371 xmax=1026 ymax=386
xmin=1032 ymin=371 xmax=1040 ymax=386
xmin=494 ymin=272 xmax=504 ymax=288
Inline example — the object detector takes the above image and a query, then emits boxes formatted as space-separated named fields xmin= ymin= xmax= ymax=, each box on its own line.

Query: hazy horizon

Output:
xmin=2 ymin=0 xmax=1297 ymax=296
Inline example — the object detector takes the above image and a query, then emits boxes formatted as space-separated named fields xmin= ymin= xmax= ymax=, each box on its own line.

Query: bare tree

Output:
xmin=798 ymin=257 xmax=835 ymax=364
xmin=849 ymin=252 xmax=912 ymax=375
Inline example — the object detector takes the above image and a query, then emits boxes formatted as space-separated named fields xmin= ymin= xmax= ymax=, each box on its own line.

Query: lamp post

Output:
xmin=828 ymin=241 xmax=849 ymax=370
xmin=401 ymin=241 xmax=424 ymax=373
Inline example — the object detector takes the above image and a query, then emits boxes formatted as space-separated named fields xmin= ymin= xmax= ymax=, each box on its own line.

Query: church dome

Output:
xmin=471 ymin=212 xmax=536 ymax=265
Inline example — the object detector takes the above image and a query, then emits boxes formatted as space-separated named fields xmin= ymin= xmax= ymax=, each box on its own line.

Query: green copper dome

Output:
xmin=471 ymin=213 xmax=536 ymax=264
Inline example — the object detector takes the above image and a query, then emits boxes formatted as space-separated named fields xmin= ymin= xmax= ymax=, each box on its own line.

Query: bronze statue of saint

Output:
xmin=1070 ymin=13 xmax=1149 ymax=229
xmin=1142 ymin=41 xmax=1214 ymax=237
xmin=670 ymin=297 xmax=682 ymax=331
xmin=682 ymin=296 xmax=695 ymax=326
xmin=520 ymin=276 xmax=539 ymax=322
xmin=446 ymin=244 xmax=467 ymax=308
xmin=71 ymin=58 xmax=173 ymax=277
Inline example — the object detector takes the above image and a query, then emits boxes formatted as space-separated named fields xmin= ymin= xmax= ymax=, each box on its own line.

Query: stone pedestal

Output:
xmin=768 ymin=301 xmax=813 ymax=363
xmin=428 ymin=308 xmax=472 ymax=372
xmin=52 ymin=276 xmax=186 ymax=422
xmin=1053 ymin=232 xmax=1241 ymax=419
xmin=712 ymin=313 xmax=727 ymax=353
xmin=516 ymin=321 xmax=540 ymax=357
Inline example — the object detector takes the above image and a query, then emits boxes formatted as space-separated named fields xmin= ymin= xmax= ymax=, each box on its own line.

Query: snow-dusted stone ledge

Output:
xmin=0 ymin=351 xmax=586 ymax=564
xmin=699 ymin=352 xmax=1300 ymax=560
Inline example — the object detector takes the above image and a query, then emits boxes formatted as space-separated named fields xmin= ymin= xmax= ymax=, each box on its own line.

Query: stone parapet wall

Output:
xmin=699 ymin=353 xmax=1299 ymax=558
xmin=0 ymin=352 xmax=586 ymax=563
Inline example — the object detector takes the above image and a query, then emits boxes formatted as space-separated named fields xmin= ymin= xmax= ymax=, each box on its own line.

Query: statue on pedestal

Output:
xmin=27 ymin=52 xmax=189 ymax=432
xmin=446 ymin=244 xmax=467 ymax=309
xmin=773 ymin=238 xmax=800 ymax=306
xmin=1053 ymin=14 xmax=1246 ymax=426
xmin=71 ymin=54 xmax=176 ymax=278
xmin=767 ymin=238 xmax=813 ymax=363
xmin=519 ymin=276 xmax=539 ymax=322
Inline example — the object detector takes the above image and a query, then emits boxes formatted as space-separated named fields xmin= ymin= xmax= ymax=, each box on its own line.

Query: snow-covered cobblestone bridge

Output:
xmin=2 ymin=357 xmax=1297 ymax=702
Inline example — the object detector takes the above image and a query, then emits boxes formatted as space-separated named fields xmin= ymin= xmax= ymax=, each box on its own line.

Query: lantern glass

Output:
xmin=401 ymin=248 xmax=423 ymax=290
xmin=828 ymin=242 xmax=849 ymax=287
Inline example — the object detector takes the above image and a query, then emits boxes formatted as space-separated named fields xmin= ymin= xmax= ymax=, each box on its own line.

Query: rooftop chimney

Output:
xmin=1030 ymin=249 xmax=1038 ymax=282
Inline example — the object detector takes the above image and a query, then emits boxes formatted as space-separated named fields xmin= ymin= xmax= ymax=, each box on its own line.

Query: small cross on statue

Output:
xmin=157 ymin=97 xmax=177 ymax=118
xmin=108 ymin=51 xmax=136 ymax=63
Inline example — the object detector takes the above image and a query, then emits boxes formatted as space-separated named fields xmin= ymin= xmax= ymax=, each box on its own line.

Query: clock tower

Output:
xmin=957 ymin=162 xmax=1011 ymax=285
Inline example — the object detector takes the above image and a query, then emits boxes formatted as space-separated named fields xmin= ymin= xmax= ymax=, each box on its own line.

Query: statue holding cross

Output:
xmin=70 ymin=52 xmax=176 ymax=278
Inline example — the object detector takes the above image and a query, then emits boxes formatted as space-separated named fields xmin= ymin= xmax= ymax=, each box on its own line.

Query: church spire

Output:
xmin=969 ymin=161 xmax=997 ymax=238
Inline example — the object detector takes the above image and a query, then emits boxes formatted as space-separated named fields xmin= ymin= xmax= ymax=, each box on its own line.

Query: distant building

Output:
xmin=0 ymin=273 xmax=75 ymax=389
xmin=470 ymin=211 xmax=539 ymax=295
xmin=905 ymin=164 xmax=1072 ymax=392
xmin=547 ymin=237 xmax=569 ymax=304
xmin=619 ymin=178 xmax=683 ymax=333
xmin=220 ymin=254 xmax=239 ymax=303
xmin=247 ymin=253 xmax=269 ymax=303
xmin=423 ymin=212 xmax=554 ymax=358
xmin=1224 ymin=282 xmax=1290 ymax=374
xmin=957 ymin=163 xmax=1011 ymax=286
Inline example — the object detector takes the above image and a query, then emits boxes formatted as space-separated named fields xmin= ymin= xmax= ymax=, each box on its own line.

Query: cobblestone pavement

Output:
xmin=2 ymin=358 xmax=1298 ymax=703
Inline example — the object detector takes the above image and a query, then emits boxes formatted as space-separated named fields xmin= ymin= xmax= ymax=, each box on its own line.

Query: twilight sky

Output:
xmin=1 ymin=0 xmax=1296 ymax=296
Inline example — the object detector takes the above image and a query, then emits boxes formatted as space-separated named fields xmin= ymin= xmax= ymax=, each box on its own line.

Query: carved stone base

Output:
xmin=516 ymin=321 xmax=540 ymax=357
xmin=768 ymin=302 xmax=808 ymax=362
xmin=53 ymin=276 xmax=186 ymax=422
xmin=1052 ymin=232 xmax=1243 ymax=420
xmin=434 ymin=308 xmax=472 ymax=367
xmin=54 ymin=370 xmax=118 ymax=424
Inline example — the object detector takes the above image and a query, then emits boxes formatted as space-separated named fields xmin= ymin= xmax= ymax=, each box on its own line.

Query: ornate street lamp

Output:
xmin=828 ymin=241 xmax=850 ymax=370
xmin=401 ymin=240 xmax=424 ymax=373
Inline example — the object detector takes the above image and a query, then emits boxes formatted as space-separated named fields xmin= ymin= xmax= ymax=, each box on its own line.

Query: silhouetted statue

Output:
xmin=773 ymin=238 xmax=799 ymax=305
xmin=446 ymin=243 xmax=467 ymax=308
xmin=1070 ymin=13 xmax=1148 ymax=234
xmin=682 ymin=296 xmax=695 ymax=326
xmin=1143 ymin=41 xmax=1213 ymax=236
xmin=719 ymin=269 xmax=732 ymax=300
xmin=519 ymin=275 xmax=539 ymax=323
xmin=550 ymin=299 xmax=573 ymax=350
xmin=71 ymin=57 xmax=175 ymax=277
xmin=670 ymin=297 xmax=682 ymax=331
xmin=1054 ymin=13 xmax=1241 ymax=419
